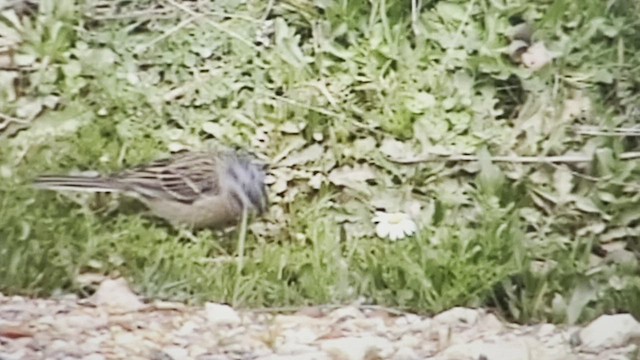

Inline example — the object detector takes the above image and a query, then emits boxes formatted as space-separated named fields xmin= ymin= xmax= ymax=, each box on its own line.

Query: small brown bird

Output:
xmin=33 ymin=149 xmax=269 ymax=229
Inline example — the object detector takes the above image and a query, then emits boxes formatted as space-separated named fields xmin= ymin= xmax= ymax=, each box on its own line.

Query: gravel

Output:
xmin=0 ymin=278 xmax=638 ymax=360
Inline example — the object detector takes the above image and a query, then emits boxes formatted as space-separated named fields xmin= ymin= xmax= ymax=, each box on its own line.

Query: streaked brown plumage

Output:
xmin=33 ymin=150 xmax=268 ymax=229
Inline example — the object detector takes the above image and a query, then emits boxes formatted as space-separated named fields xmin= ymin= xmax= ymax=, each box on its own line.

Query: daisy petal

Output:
xmin=389 ymin=227 xmax=403 ymax=241
xmin=376 ymin=223 xmax=390 ymax=238
xmin=372 ymin=211 xmax=388 ymax=224
xmin=402 ymin=220 xmax=417 ymax=235
xmin=372 ymin=211 xmax=416 ymax=241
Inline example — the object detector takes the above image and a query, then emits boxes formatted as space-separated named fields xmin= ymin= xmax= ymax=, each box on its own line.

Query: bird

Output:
xmin=33 ymin=149 xmax=269 ymax=229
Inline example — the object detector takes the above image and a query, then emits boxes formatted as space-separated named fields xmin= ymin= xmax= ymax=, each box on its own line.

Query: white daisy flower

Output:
xmin=521 ymin=42 xmax=554 ymax=71
xmin=372 ymin=211 xmax=417 ymax=241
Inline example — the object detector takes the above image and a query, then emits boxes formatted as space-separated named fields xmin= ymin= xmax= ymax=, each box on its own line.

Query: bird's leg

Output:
xmin=236 ymin=206 xmax=249 ymax=275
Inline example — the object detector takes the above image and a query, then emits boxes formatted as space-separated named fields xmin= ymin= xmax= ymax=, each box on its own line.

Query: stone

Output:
xmin=396 ymin=334 xmax=420 ymax=348
xmin=91 ymin=278 xmax=146 ymax=313
xmin=259 ymin=353 xmax=330 ymax=360
xmin=327 ymin=306 xmax=365 ymax=322
xmin=203 ymin=303 xmax=241 ymax=325
xmin=320 ymin=336 xmax=393 ymax=360
xmin=280 ymin=326 xmax=319 ymax=344
xmin=188 ymin=345 xmax=208 ymax=357
xmin=351 ymin=317 xmax=387 ymax=333
xmin=0 ymin=350 xmax=28 ymax=360
xmin=55 ymin=313 xmax=109 ymax=333
xmin=161 ymin=346 xmax=189 ymax=359
xmin=441 ymin=338 xmax=566 ymax=360
xmin=275 ymin=315 xmax=325 ymax=327
xmin=5 ymin=287 xmax=640 ymax=360
xmin=479 ymin=314 xmax=504 ymax=332
xmin=580 ymin=314 xmax=640 ymax=351
xmin=407 ymin=318 xmax=433 ymax=333
xmin=537 ymin=323 xmax=556 ymax=338
xmin=433 ymin=307 xmax=481 ymax=327
xmin=175 ymin=320 xmax=199 ymax=336
xmin=276 ymin=343 xmax=321 ymax=356
xmin=82 ymin=354 xmax=106 ymax=360
xmin=394 ymin=314 xmax=422 ymax=327
xmin=392 ymin=347 xmax=420 ymax=360
xmin=113 ymin=332 xmax=145 ymax=353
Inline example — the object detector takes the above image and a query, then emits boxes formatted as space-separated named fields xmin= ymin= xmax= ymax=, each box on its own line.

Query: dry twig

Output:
xmin=164 ymin=0 xmax=258 ymax=50
xmin=387 ymin=152 xmax=640 ymax=164
xmin=574 ymin=125 xmax=640 ymax=137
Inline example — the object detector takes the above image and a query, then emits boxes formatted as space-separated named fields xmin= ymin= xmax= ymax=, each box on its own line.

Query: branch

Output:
xmin=387 ymin=151 xmax=640 ymax=164
xmin=574 ymin=125 xmax=640 ymax=137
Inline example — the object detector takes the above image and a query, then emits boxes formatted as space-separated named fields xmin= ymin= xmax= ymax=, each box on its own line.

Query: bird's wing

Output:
xmin=115 ymin=152 xmax=220 ymax=203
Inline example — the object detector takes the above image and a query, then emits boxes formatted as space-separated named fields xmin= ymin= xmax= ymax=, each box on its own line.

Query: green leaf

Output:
xmin=476 ymin=148 xmax=505 ymax=196
xmin=404 ymin=92 xmax=436 ymax=114
xmin=573 ymin=197 xmax=601 ymax=214
xmin=436 ymin=2 xmax=468 ymax=22
xmin=566 ymin=281 xmax=597 ymax=325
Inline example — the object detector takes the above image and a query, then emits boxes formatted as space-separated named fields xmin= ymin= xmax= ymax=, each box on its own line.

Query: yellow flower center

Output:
xmin=387 ymin=213 xmax=406 ymax=225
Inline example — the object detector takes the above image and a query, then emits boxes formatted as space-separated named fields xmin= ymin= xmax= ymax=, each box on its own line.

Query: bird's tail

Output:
xmin=33 ymin=175 xmax=126 ymax=193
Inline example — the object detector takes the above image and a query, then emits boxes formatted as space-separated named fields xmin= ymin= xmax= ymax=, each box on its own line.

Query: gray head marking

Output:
xmin=225 ymin=151 xmax=268 ymax=214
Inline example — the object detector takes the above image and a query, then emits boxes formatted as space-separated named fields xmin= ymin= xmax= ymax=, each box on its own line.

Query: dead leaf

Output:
xmin=343 ymin=221 xmax=375 ymax=238
xmin=562 ymin=92 xmax=592 ymax=121
xmin=168 ymin=142 xmax=189 ymax=152
xmin=280 ymin=143 xmax=324 ymax=167
xmin=268 ymin=168 xmax=294 ymax=194
xmin=76 ymin=272 xmax=108 ymax=286
xmin=0 ymin=325 xmax=33 ymax=339
xmin=0 ymin=49 xmax=13 ymax=68
xmin=370 ymin=189 xmax=407 ymax=212
xmin=0 ymin=16 xmax=22 ymax=47
xmin=253 ymin=124 xmax=273 ymax=149
xmin=508 ymin=39 xmax=530 ymax=62
xmin=41 ymin=95 xmax=59 ymax=109
xmin=279 ymin=121 xmax=306 ymax=134
xmin=380 ymin=138 xmax=414 ymax=160
xmin=282 ymin=185 xmax=300 ymax=203
xmin=14 ymin=53 xmax=35 ymax=67
xmin=328 ymin=164 xmax=376 ymax=188
xmin=404 ymin=92 xmax=436 ymax=113
xmin=605 ymin=248 xmax=637 ymax=268
xmin=521 ymin=42 xmax=553 ymax=71
xmin=294 ymin=306 xmax=325 ymax=318
xmin=163 ymin=85 xmax=189 ymax=102
xmin=202 ymin=121 xmax=224 ymax=138
xmin=7 ymin=106 xmax=91 ymax=147
xmin=0 ymin=70 xmax=18 ymax=101
xmin=508 ymin=23 xmax=534 ymax=43
xmin=530 ymin=259 xmax=558 ymax=276
xmin=309 ymin=172 xmax=325 ymax=189
xmin=273 ymin=136 xmax=307 ymax=164
xmin=576 ymin=222 xmax=606 ymax=237
xmin=573 ymin=196 xmax=601 ymax=214
xmin=317 ymin=327 xmax=346 ymax=340
xmin=15 ymin=97 xmax=43 ymax=120
xmin=601 ymin=227 xmax=640 ymax=243
xmin=553 ymin=165 xmax=573 ymax=204
xmin=352 ymin=136 xmax=377 ymax=158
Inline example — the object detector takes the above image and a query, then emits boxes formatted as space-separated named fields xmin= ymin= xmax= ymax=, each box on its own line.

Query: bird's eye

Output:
xmin=227 ymin=166 xmax=240 ymax=182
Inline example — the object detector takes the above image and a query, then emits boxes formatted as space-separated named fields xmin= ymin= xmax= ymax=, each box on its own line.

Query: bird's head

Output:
xmin=224 ymin=150 xmax=269 ymax=215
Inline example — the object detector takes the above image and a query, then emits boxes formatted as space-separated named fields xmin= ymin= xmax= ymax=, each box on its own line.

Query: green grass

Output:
xmin=1 ymin=0 xmax=640 ymax=324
